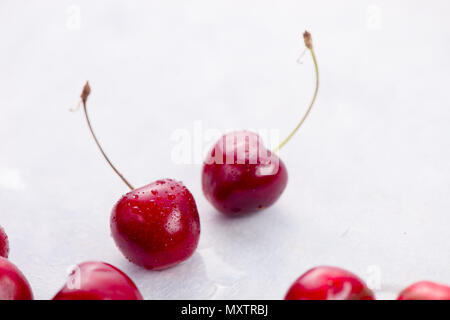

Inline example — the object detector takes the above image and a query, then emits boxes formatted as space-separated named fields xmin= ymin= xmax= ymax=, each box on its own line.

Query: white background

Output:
xmin=0 ymin=0 xmax=449 ymax=300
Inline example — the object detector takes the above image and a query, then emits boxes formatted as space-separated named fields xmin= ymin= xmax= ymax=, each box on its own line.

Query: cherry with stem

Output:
xmin=74 ymin=83 xmax=200 ymax=270
xmin=202 ymin=31 xmax=320 ymax=216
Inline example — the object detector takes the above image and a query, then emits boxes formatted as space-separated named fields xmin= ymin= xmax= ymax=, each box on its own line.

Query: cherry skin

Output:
xmin=0 ymin=257 xmax=33 ymax=300
xmin=53 ymin=261 xmax=143 ymax=300
xmin=285 ymin=266 xmax=375 ymax=300
xmin=397 ymin=281 xmax=450 ymax=300
xmin=0 ymin=226 xmax=9 ymax=258
xmin=111 ymin=179 xmax=200 ymax=270
xmin=202 ymin=131 xmax=288 ymax=216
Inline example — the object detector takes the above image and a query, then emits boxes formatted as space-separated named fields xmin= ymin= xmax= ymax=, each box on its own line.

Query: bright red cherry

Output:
xmin=0 ymin=257 xmax=33 ymax=300
xmin=285 ymin=266 xmax=375 ymax=300
xmin=0 ymin=226 xmax=9 ymax=258
xmin=397 ymin=281 xmax=450 ymax=300
xmin=53 ymin=261 xmax=143 ymax=300
xmin=202 ymin=31 xmax=319 ymax=216
xmin=202 ymin=131 xmax=288 ymax=216
xmin=111 ymin=179 xmax=200 ymax=269
xmin=75 ymin=82 xmax=200 ymax=269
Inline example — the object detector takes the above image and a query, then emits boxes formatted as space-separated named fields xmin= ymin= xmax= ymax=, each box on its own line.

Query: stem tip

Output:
xmin=81 ymin=81 xmax=91 ymax=106
xmin=303 ymin=31 xmax=313 ymax=50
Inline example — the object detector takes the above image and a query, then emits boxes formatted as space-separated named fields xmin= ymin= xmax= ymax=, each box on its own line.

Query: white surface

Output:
xmin=0 ymin=0 xmax=449 ymax=300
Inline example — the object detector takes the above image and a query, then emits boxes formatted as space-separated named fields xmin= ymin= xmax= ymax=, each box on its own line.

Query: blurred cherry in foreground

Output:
xmin=285 ymin=266 xmax=375 ymax=300
xmin=397 ymin=281 xmax=450 ymax=300
xmin=53 ymin=261 xmax=143 ymax=300
xmin=0 ymin=226 xmax=9 ymax=258
xmin=0 ymin=257 xmax=33 ymax=300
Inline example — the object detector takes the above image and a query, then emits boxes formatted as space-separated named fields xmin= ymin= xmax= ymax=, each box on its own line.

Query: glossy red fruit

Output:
xmin=285 ymin=266 xmax=375 ymax=300
xmin=202 ymin=131 xmax=288 ymax=216
xmin=75 ymin=83 xmax=201 ymax=271
xmin=397 ymin=281 xmax=450 ymax=300
xmin=111 ymin=179 xmax=200 ymax=270
xmin=53 ymin=261 xmax=143 ymax=300
xmin=0 ymin=226 xmax=9 ymax=258
xmin=0 ymin=257 xmax=33 ymax=300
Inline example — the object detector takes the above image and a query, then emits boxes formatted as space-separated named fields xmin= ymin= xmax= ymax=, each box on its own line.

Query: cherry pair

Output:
xmin=1 ymin=227 xmax=141 ymax=300
xmin=73 ymin=32 xmax=316 ymax=271
xmin=73 ymin=32 xmax=317 ymax=272
xmin=0 ymin=258 xmax=142 ymax=300
xmin=285 ymin=266 xmax=450 ymax=300
xmin=1 ymin=228 xmax=141 ymax=300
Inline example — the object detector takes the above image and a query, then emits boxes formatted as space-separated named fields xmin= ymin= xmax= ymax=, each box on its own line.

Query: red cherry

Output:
xmin=397 ymin=281 xmax=450 ymax=300
xmin=53 ymin=261 xmax=143 ymax=300
xmin=202 ymin=131 xmax=288 ymax=216
xmin=0 ymin=226 xmax=9 ymax=258
xmin=75 ymin=82 xmax=200 ymax=269
xmin=285 ymin=266 xmax=375 ymax=300
xmin=111 ymin=179 xmax=200 ymax=269
xmin=0 ymin=257 xmax=33 ymax=300
xmin=202 ymin=32 xmax=319 ymax=216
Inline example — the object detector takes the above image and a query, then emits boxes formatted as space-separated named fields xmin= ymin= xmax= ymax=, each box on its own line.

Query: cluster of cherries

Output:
xmin=1 ymin=32 xmax=449 ymax=300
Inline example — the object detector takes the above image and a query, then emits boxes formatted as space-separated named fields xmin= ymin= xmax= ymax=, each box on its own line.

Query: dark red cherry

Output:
xmin=202 ymin=131 xmax=287 ymax=216
xmin=53 ymin=261 xmax=143 ymax=300
xmin=285 ymin=266 xmax=375 ymax=300
xmin=0 ymin=257 xmax=33 ymax=300
xmin=202 ymin=32 xmax=319 ymax=216
xmin=397 ymin=281 xmax=450 ymax=300
xmin=75 ymin=82 xmax=201 ymax=270
xmin=0 ymin=226 xmax=9 ymax=258
xmin=111 ymin=179 xmax=200 ymax=270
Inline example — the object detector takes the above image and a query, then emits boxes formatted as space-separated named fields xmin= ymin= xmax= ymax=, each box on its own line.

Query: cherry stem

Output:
xmin=273 ymin=31 xmax=319 ymax=153
xmin=78 ymin=81 xmax=135 ymax=190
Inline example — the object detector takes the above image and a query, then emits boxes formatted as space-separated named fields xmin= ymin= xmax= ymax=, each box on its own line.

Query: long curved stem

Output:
xmin=273 ymin=31 xmax=319 ymax=153
xmin=79 ymin=82 xmax=135 ymax=190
